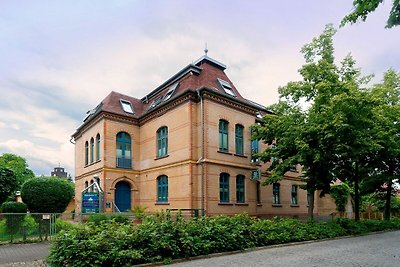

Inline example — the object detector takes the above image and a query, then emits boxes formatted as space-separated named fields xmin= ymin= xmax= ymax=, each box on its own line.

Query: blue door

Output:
xmin=115 ymin=181 xmax=131 ymax=212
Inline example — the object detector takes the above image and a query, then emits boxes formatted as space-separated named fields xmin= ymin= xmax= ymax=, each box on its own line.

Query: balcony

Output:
xmin=116 ymin=157 xmax=132 ymax=169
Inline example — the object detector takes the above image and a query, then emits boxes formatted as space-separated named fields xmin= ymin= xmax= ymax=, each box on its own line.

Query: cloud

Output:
xmin=0 ymin=138 xmax=74 ymax=177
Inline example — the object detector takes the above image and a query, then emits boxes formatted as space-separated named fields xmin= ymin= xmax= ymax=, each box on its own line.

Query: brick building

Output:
xmin=72 ymin=54 xmax=336 ymax=217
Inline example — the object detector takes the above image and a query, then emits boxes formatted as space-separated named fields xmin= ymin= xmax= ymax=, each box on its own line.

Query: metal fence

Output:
xmin=0 ymin=213 xmax=63 ymax=244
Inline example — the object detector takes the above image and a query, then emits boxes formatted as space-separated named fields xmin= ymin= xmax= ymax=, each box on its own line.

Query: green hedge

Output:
xmin=47 ymin=214 xmax=400 ymax=267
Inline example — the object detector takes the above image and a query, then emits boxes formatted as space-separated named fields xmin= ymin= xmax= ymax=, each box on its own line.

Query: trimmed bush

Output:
xmin=1 ymin=201 xmax=27 ymax=242
xmin=21 ymin=177 xmax=74 ymax=213
xmin=47 ymin=214 xmax=400 ymax=267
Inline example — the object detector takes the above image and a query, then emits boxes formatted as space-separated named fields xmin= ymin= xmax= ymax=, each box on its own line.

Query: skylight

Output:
xmin=148 ymin=96 xmax=163 ymax=110
xmin=120 ymin=100 xmax=134 ymax=114
xmin=217 ymin=78 xmax=236 ymax=97
xmin=163 ymin=82 xmax=179 ymax=101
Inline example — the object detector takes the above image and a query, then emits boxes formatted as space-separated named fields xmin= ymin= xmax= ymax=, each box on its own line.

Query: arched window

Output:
xmin=219 ymin=173 xmax=230 ymax=203
xmin=291 ymin=185 xmax=298 ymax=205
xmin=116 ymin=132 xmax=132 ymax=169
xmin=85 ymin=181 xmax=89 ymax=189
xmin=157 ymin=127 xmax=168 ymax=158
xmin=90 ymin=138 xmax=94 ymax=163
xmin=236 ymin=175 xmax=245 ymax=203
xmin=96 ymin=133 xmax=100 ymax=161
xmin=157 ymin=175 xmax=168 ymax=203
xmin=84 ymin=141 xmax=89 ymax=166
xmin=219 ymin=120 xmax=229 ymax=152
xmin=272 ymin=183 xmax=280 ymax=204
xmin=90 ymin=179 xmax=94 ymax=192
xmin=235 ymin=124 xmax=244 ymax=155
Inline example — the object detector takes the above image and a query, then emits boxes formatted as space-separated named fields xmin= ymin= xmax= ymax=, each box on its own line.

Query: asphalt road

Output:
xmin=171 ymin=231 xmax=400 ymax=267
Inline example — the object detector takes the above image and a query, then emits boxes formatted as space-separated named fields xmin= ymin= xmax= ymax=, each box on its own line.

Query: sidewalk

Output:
xmin=0 ymin=242 xmax=50 ymax=266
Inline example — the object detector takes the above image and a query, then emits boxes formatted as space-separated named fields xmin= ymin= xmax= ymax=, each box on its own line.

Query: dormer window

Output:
xmin=163 ymin=83 xmax=179 ymax=101
xmin=120 ymin=100 xmax=134 ymax=114
xmin=148 ymin=96 xmax=163 ymax=110
xmin=217 ymin=78 xmax=236 ymax=97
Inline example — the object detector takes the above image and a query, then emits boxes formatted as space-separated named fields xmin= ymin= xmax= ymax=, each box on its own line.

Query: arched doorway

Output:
xmin=115 ymin=181 xmax=131 ymax=212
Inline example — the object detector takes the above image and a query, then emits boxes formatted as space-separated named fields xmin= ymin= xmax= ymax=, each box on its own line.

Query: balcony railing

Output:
xmin=116 ymin=157 xmax=132 ymax=169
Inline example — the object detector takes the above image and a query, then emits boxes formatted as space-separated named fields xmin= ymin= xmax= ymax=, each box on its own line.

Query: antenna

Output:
xmin=204 ymin=43 xmax=208 ymax=56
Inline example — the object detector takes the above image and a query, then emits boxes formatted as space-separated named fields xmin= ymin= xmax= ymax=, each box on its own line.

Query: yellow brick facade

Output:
xmin=73 ymin=56 xmax=338 ymax=217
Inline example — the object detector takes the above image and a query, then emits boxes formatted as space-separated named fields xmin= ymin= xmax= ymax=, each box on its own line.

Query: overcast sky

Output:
xmin=0 ymin=0 xmax=399 ymax=177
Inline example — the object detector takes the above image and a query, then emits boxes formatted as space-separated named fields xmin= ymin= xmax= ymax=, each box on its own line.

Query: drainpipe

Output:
xmin=197 ymin=90 xmax=205 ymax=216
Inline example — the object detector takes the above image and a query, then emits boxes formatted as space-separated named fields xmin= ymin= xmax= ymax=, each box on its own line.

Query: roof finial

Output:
xmin=204 ymin=43 xmax=208 ymax=56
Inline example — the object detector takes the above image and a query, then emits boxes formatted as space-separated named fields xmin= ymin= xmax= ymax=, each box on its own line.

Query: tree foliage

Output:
xmin=252 ymin=24 xmax=349 ymax=219
xmin=0 ymin=153 xmax=35 ymax=189
xmin=330 ymin=184 xmax=351 ymax=213
xmin=21 ymin=177 xmax=74 ymax=213
xmin=367 ymin=68 xmax=400 ymax=219
xmin=0 ymin=167 xmax=18 ymax=205
xmin=341 ymin=0 xmax=400 ymax=28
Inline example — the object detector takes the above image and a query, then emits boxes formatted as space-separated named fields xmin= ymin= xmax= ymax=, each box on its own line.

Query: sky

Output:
xmin=0 ymin=0 xmax=399 ymax=177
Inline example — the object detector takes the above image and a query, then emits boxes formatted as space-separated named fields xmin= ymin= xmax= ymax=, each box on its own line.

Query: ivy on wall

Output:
xmin=330 ymin=184 xmax=351 ymax=213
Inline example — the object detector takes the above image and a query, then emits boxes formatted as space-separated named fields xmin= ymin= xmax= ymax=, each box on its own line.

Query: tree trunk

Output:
xmin=354 ymin=163 xmax=360 ymax=222
xmin=384 ymin=178 xmax=392 ymax=220
xmin=307 ymin=189 xmax=315 ymax=221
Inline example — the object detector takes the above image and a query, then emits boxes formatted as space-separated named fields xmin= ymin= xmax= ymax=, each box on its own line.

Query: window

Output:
xmin=217 ymin=78 xmax=236 ymax=97
xmin=163 ymin=83 xmax=179 ymax=101
xmin=96 ymin=134 xmax=100 ymax=161
xmin=272 ymin=183 xmax=280 ymax=204
xmin=85 ymin=141 xmax=89 ymax=166
xmin=157 ymin=175 xmax=168 ymax=203
xmin=251 ymin=128 xmax=260 ymax=163
xmin=116 ymin=132 xmax=132 ymax=169
xmin=85 ymin=181 xmax=89 ymax=189
xmin=236 ymin=175 xmax=245 ymax=203
xmin=90 ymin=138 xmax=94 ymax=163
xmin=291 ymin=185 xmax=298 ymax=205
xmin=256 ymin=181 xmax=261 ymax=204
xmin=219 ymin=173 xmax=230 ymax=203
xmin=219 ymin=120 xmax=229 ymax=152
xmin=307 ymin=190 xmax=311 ymax=206
xmin=148 ymin=96 xmax=163 ymax=110
xmin=271 ymin=143 xmax=277 ymax=163
xmin=120 ymin=100 xmax=134 ymax=114
xmin=235 ymin=124 xmax=244 ymax=155
xmin=157 ymin=127 xmax=168 ymax=158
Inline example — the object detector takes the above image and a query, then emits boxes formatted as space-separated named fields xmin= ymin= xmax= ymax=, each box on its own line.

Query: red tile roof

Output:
xmin=77 ymin=56 xmax=268 ymax=131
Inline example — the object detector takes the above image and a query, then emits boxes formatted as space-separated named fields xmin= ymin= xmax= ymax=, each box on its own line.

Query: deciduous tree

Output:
xmin=342 ymin=0 xmax=400 ymax=28
xmin=0 ymin=153 xmax=35 ymax=189
xmin=0 ymin=167 xmax=17 ymax=205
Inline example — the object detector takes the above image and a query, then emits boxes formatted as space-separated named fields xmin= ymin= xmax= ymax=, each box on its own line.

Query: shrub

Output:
xmin=21 ymin=177 xmax=74 ymax=213
xmin=86 ymin=214 xmax=130 ymax=226
xmin=1 ymin=202 xmax=27 ymax=242
xmin=47 ymin=214 xmax=400 ymax=267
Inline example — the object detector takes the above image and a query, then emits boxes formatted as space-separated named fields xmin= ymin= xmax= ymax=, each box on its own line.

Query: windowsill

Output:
xmin=217 ymin=150 xmax=232 ymax=155
xmin=84 ymin=159 xmax=101 ymax=168
xmin=235 ymin=203 xmax=249 ymax=206
xmin=155 ymin=202 xmax=170 ymax=205
xmin=272 ymin=204 xmax=282 ymax=207
xmin=257 ymin=203 xmax=263 ymax=206
xmin=234 ymin=154 xmax=248 ymax=158
xmin=290 ymin=204 xmax=299 ymax=207
xmin=155 ymin=155 xmax=169 ymax=160
xmin=116 ymin=166 xmax=132 ymax=169
xmin=218 ymin=202 xmax=233 ymax=206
